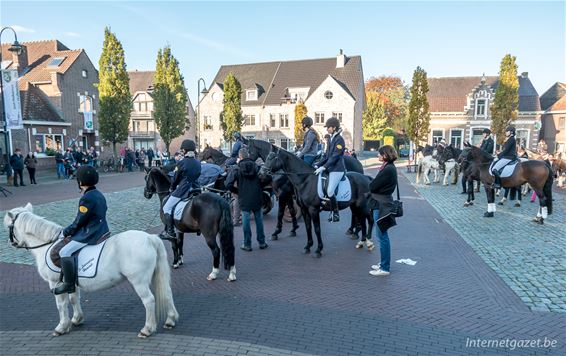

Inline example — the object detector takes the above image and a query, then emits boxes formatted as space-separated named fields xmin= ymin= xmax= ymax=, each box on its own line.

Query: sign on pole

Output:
xmin=1 ymin=69 xmax=23 ymax=130
xmin=84 ymin=111 xmax=93 ymax=130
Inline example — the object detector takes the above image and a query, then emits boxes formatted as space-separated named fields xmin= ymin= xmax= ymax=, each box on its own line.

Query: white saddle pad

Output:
xmin=174 ymin=200 xmax=189 ymax=220
xmin=489 ymin=160 xmax=519 ymax=178
xmin=45 ymin=240 xmax=108 ymax=278
xmin=317 ymin=174 xmax=352 ymax=202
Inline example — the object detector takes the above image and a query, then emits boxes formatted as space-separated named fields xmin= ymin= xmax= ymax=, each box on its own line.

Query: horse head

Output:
xmin=248 ymin=139 xmax=277 ymax=162
xmin=259 ymin=151 xmax=281 ymax=177
xmin=144 ymin=167 xmax=171 ymax=200
xmin=438 ymin=144 xmax=456 ymax=165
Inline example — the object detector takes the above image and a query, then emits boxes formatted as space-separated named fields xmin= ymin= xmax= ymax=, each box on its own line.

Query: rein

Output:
xmin=9 ymin=212 xmax=61 ymax=250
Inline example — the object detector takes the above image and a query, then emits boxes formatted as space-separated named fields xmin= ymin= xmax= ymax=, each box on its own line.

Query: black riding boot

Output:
xmin=492 ymin=170 xmax=502 ymax=190
xmin=52 ymin=257 xmax=77 ymax=295
xmin=328 ymin=196 xmax=340 ymax=222
xmin=159 ymin=213 xmax=176 ymax=240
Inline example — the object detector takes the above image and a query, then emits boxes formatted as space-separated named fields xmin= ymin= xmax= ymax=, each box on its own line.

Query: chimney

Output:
xmin=521 ymin=72 xmax=528 ymax=78
xmin=11 ymin=44 xmax=28 ymax=75
xmin=336 ymin=49 xmax=346 ymax=69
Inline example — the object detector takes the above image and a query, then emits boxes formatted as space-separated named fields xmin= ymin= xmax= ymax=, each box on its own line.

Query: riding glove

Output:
xmin=314 ymin=166 xmax=326 ymax=175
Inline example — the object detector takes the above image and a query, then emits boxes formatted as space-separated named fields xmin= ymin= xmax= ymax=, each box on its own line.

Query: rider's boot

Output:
xmin=52 ymin=257 xmax=77 ymax=295
xmin=492 ymin=169 xmax=502 ymax=190
xmin=328 ymin=196 xmax=340 ymax=222
xmin=159 ymin=213 xmax=176 ymax=240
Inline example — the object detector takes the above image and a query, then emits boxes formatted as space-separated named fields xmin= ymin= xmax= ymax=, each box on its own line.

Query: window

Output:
xmin=79 ymin=95 xmax=93 ymax=113
xmin=246 ymin=90 xmax=258 ymax=101
xmin=47 ymin=57 xmax=66 ymax=67
xmin=516 ymin=129 xmax=529 ymax=148
xmin=270 ymin=114 xmax=276 ymax=127
xmin=244 ymin=114 xmax=256 ymax=126
xmin=324 ymin=91 xmax=333 ymax=100
xmin=315 ymin=112 xmax=325 ymax=124
xmin=279 ymin=114 xmax=289 ymax=128
xmin=39 ymin=134 xmax=64 ymax=152
xmin=332 ymin=112 xmax=343 ymax=122
xmin=82 ymin=70 xmax=88 ymax=78
xmin=471 ymin=128 xmax=487 ymax=146
xmin=280 ymin=138 xmax=290 ymax=150
xmin=133 ymin=120 xmax=149 ymax=133
xmin=203 ymin=116 xmax=213 ymax=130
xmin=560 ymin=117 xmax=565 ymax=130
xmin=450 ymin=130 xmax=462 ymax=148
xmin=432 ymin=130 xmax=443 ymax=144
xmin=133 ymin=93 xmax=151 ymax=112
xmin=476 ymin=99 xmax=486 ymax=116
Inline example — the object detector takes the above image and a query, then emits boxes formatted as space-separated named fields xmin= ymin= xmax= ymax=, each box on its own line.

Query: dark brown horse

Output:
xmin=463 ymin=144 xmax=553 ymax=224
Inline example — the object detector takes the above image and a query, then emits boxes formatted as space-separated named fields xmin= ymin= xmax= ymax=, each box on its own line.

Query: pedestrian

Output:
xmin=89 ymin=147 xmax=98 ymax=167
xmin=9 ymin=148 xmax=25 ymax=186
xmin=225 ymin=147 xmax=268 ymax=251
xmin=537 ymin=139 xmax=548 ymax=154
xmin=55 ymin=149 xmax=66 ymax=179
xmin=127 ymin=148 xmax=135 ymax=172
xmin=139 ymin=148 xmax=146 ymax=171
xmin=51 ymin=166 xmax=109 ymax=295
xmin=147 ymin=147 xmax=155 ymax=168
xmin=368 ymin=145 xmax=399 ymax=277
xmin=24 ymin=151 xmax=38 ymax=184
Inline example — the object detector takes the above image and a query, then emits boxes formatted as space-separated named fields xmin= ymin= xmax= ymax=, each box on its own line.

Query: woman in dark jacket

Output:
xmin=368 ymin=145 xmax=398 ymax=276
xmin=24 ymin=152 xmax=38 ymax=184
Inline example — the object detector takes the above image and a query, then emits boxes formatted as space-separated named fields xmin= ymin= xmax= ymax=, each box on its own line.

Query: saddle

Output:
xmin=317 ymin=172 xmax=351 ymax=202
xmin=489 ymin=159 xmax=519 ymax=178
xmin=49 ymin=232 xmax=110 ymax=269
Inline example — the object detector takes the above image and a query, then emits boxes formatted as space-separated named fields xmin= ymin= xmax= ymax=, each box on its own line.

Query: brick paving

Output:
xmin=1 ymin=170 xmax=565 ymax=355
xmin=404 ymin=171 xmax=566 ymax=313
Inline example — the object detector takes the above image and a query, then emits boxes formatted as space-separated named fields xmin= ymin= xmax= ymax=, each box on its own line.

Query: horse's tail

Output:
xmin=416 ymin=161 xmax=423 ymax=183
xmin=219 ymin=199 xmax=235 ymax=270
xmin=543 ymin=164 xmax=553 ymax=215
xmin=150 ymin=234 xmax=173 ymax=323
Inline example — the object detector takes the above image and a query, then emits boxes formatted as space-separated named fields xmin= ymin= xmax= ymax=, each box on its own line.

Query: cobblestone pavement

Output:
xmin=404 ymin=171 xmax=566 ymax=313
xmin=1 ymin=171 xmax=565 ymax=355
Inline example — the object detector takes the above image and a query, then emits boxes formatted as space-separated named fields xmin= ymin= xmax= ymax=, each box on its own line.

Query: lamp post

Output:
xmin=196 ymin=78 xmax=208 ymax=150
xmin=0 ymin=26 xmax=23 ymax=176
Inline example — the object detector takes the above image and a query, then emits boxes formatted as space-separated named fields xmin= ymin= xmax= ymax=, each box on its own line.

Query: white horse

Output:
xmin=416 ymin=155 xmax=441 ymax=185
xmin=3 ymin=203 xmax=179 ymax=338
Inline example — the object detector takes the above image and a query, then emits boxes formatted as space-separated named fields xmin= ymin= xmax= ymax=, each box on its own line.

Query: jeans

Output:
xmin=57 ymin=163 xmax=67 ymax=178
xmin=373 ymin=209 xmax=391 ymax=272
xmin=242 ymin=209 xmax=265 ymax=247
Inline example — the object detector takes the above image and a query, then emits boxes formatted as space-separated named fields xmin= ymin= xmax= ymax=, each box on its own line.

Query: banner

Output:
xmin=84 ymin=111 xmax=93 ymax=130
xmin=1 ymin=69 xmax=23 ymax=129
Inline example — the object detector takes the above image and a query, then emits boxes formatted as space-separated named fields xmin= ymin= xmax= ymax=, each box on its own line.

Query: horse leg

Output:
xmin=289 ymin=199 xmax=299 ymax=237
xmin=302 ymin=207 xmax=313 ymax=254
xmin=359 ymin=215 xmax=374 ymax=251
xmin=464 ymin=180 xmax=474 ymax=206
xmin=443 ymin=168 xmax=449 ymax=185
xmin=366 ymin=212 xmax=375 ymax=251
xmin=311 ymin=211 xmax=323 ymax=258
xmin=206 ymin=239 xmax=221 ymax=281
xmin=69 ymin=290 xmax=84 ymax=326
xmin=51 ymin=291 xmax=72 ymax=336
xmin=171 ymin=236 xmax=180 ymax=269
xmin=347 ymin=214 xmax=359 ymax=240
xmin=484 ymin=186 xmax=496 ymax=217
xmin=129 ymin=276 xmax=157 ymax=338
xmin=272 ymin=198 xmax=285 ymax=240
xmin=178 ymin=233 xmax=184 ymax=266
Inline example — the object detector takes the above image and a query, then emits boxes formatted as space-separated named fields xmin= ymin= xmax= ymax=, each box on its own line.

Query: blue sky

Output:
xmin=1 ymin=1 xmax=564 ymax=103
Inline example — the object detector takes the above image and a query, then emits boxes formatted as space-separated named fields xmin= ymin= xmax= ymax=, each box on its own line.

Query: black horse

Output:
xmin=457 ymin=148 xmax=482 ymax=206
xmin=261 ymin=149 xmax=373 ymax=257
xmin=437 ymin=144 xmax=461 ymax=185
xmin=144 ymin=167 xmax=237 ymax=281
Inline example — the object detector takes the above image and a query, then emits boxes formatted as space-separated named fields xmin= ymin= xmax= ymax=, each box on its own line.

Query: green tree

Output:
xmin=97 ymin=27 xmax=131 ymax=156
xmin=152 ymin=46 xmax=188 ymax=155
xmin=407 ymin=66 xmax=430 ymax=145
xmin=365 ymin=76 xmax=409 ymax=131
xmin=220 ymin=73 xmax=243 ymax=143
xmin=294 ymin=101 xmax=308 ymax=145
xmin=362 ymin=91 xmax=387 ymax=140
xmin=491 ymin=54 xmax=519 ymax=144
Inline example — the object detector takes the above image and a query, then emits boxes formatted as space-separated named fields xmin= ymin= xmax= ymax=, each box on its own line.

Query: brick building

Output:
xmin=539 ymin=82 xmax=566 ymax=154
xmin=1 ymin=40 xmax=100 ymax=169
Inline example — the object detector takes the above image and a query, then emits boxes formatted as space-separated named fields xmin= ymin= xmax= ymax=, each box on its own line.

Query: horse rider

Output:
xmin=491 ymin=126 xmax=517 ymax=190
xmin=296 ymin=116 xmax=320 ymax=166
xmin=480 ymin=128 xmax=494 ymax=154
xmin=52 ymin=166 xmax=110 ymax=295
xmin=314 ymin=117 xmax=346 ymax=222
xmin=160 ymin=139 xmax=201 ymax=240
xmin=226 ymin=132 xmax=244 ymax=166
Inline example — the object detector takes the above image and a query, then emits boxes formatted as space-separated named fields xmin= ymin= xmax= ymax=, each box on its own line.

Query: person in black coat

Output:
xmin=9 ymin=148 xmax=25 ymax=186
xmin=491 ymin=126 xmax=517 ymax=189
xmin=479 ymin=128 xmax=494 ymax=154
xmin=368 ymin=145 xmax=398 ymax=277
xmin=225 ymin=147 xmax=267 ymax=251
xmin=147 ymin=147 xmax=155 ymax=167
xmin=52 ymin=166 xmax=110 ymax=295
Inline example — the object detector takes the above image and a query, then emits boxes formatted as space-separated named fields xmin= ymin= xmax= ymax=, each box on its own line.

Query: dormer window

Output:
xmin=47 ymin=57 xmax=66 ymax=68
xmin=476 ymin=99 xmax=486 ymax=116
xmin=82 ymin=70 xmax=88 ymax=78
xmin=246 ymin=89 xmax=258 ymax=101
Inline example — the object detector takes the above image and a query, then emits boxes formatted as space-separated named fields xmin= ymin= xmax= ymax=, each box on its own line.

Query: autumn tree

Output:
xmin=220 ymin=73 xmax=243 ymax=143
xmin=407 ymin=67 xmax=430 ymax=145
xmin=294 ymin=101 xmax=308 ymax=146
xmin=362 ymin=91 xmax=387 ymax=140
xmin=491 ymin=54 xmax=519 ymax=144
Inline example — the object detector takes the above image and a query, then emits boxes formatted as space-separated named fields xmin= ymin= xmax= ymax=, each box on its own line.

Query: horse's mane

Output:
xmin=249 ymin=139 xmax=278 ymax=159
xmin=150 ymin=167 xmax=171 ymax=183
xmin=470 ymin=145 xmax=494 ymax=161
xmin=18 ymin=211 xmax=62 ymax=242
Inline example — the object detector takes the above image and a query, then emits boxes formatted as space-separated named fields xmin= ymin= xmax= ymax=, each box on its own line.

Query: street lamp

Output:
xmin=0 ymin=26 xmax=23 ymax=176
xmin=196 ymin=78 xmax=208 ymax=150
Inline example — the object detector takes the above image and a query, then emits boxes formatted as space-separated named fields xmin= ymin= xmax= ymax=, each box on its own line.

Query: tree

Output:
xmin=365 ymin=76 xmax=409 ymax=131
xmin=97 ymin=27 xmax=131 ymax=157
xmin=407 ymin=67 xmax=430 ymax=145
xmin=152 ymin=46 xmax=188 ymax=155
xmin=362 ymin=91 xmax=387 ymax=140
xmin=220 ymin=73 xmax=243 ymax=143
xmin=491 ymin=54 xmax=519 ymax=144
xmin=294 ymin=101 xmax=308 ymax=146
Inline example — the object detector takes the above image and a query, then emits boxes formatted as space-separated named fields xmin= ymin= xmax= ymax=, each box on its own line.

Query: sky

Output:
xmin=1 ymin=1 xmax=564 ymax=104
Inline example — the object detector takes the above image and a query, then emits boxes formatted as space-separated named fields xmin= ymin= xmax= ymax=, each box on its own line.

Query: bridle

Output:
xmin=144 ymin=170 xmax=171 ymax=198
xmin=8 ymin=212 xmax=59 ymax=250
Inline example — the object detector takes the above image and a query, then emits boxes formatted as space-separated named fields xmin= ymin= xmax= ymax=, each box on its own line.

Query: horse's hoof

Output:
xmin=52 ymin=330 xmax=64 ymax=337
xmin=289 ymin=231 xmax=297 ymax=237
xmin=533 ymin=217 xmax=544 ymax=225
xmin=270 ymin=235 xmax=279 ymax=241
xmin=355 ymin=242 xmax=364 ymax=249
xmin=463 ymin=202 xmax=469 ymax=207
xmin=483 ymin=212 xmax=494 ymax=218
xmin=514 ymin=203 xmax=521 ymax=207
xmin=227 ymin=275 xmax=237 ymax=282
xmin=173 ymin=264 xmax=179 ymax=269
xmin=312 ymin=252 xmax=322 ymax=258
xmin=138 ymin=332 xmax=150 ymax=338
xmin=163 ymin=323 xmax=175 ymax=330
xmin=366 ymin=242 xmax=375 ymax=251
xmin=345 ymin=228 xmax=354 ymax=236
xmin=71 ymin=317 xmax=84 ymax=326
xmin=303 ymin=248 xmax=311 ymax=254
xmin=497 ymin=202 xmax=504 ymax=206
xmin=207 ymin=275 xmax=217 ymax=281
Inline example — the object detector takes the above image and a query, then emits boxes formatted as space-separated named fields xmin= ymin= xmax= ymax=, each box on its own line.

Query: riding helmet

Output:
xmin=482 ymin=128 xmax=491 ymax=134
xmin=324 ymin=117 xmax=341 ymax=129
xmin=302 ymin=116 xmax=313 ymax=128
xmin=233 ymin=131 xmax=242 ymax=140
xmin=180 ymin=139 xmax=196 ymax=152
xmin=76 ymin=166 xmax=99 ymax=186
xmin=505 ymin=126 xmax=516 ymax=135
